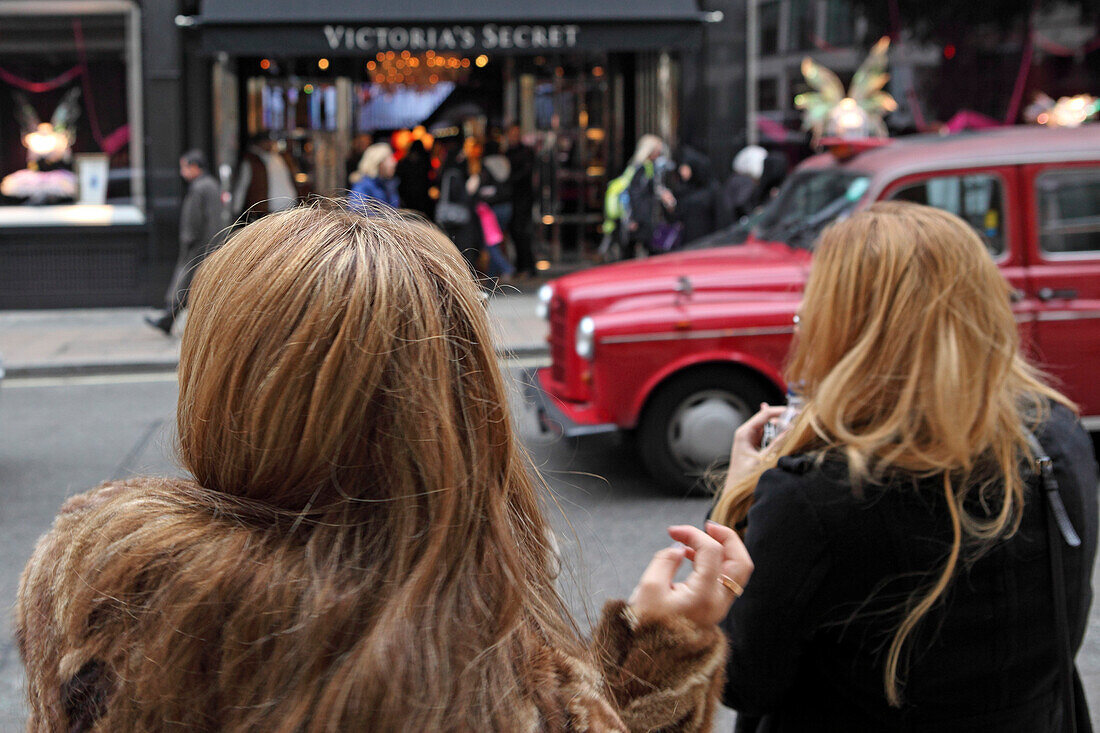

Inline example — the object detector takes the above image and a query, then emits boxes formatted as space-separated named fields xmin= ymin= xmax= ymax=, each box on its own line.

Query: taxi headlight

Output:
xmin=536 ymin=284 xmax=554 ymax=320
xmin=575 ymin=316 xmax=596 ymax=360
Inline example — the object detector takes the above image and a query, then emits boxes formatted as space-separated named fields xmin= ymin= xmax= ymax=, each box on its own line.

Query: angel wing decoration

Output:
xmin=795 ymin=36 xmax=897 ymax=145
xmin=16 ymin=87 xmax=81 ymax=166
xmin=798 ymin=58 xmax=846 ymax=138
xmin=50 ymin=88 xmax=82 ymax=142
xmin=12 ymin=92 xmax=41 ymax=136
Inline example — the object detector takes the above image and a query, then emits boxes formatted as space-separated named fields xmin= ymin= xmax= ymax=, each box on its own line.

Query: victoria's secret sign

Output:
xmin=324 ymin=24 xmax=581 ymax=52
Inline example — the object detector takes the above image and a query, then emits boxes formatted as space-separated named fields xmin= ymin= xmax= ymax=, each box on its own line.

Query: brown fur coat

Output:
xmin=17 ymin=480 xmax=727 ymax=732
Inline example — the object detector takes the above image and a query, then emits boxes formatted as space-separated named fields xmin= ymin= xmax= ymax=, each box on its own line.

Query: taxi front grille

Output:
xmin=549 ymin=296 xmax=567 ymax=382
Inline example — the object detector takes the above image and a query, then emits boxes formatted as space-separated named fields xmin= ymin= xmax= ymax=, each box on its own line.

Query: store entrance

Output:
xmin=214 ymin=50 xmax=622 ymax=264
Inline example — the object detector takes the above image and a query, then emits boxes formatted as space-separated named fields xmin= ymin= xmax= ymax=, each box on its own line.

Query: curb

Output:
xmin=5 ymin=346 xmax=550 ymax=380
xmin=5 ymin=361 xmax=181 ymax=379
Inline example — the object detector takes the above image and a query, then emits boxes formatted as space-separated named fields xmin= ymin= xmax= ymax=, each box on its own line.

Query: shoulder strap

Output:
xmin=1027 ymin=432 xmax=1082 ymax=548
xmin=1027 ymin=431 xmax=1080 ymax=733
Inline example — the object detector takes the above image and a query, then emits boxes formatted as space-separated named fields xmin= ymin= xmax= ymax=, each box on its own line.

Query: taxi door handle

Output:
xmin=1038 ymin=288 xmax=1078 ymax=301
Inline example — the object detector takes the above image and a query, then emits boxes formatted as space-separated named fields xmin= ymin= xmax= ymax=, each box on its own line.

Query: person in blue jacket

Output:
xmin=349 ymin=142 xmax=399 ymax=211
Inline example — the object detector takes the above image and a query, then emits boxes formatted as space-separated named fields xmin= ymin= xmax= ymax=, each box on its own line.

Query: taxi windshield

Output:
xmin=752 ymin=169 xmax=870 ymax=249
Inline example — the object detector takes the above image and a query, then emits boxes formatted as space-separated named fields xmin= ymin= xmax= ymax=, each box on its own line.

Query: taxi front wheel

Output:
xmin=636 ymin=366 xmax=776 ymax=495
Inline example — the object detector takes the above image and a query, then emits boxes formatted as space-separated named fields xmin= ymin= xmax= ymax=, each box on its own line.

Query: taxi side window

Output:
xmin=888 ymin=174 xmax=1005 ymax=256
xmin=1037 ymin=169 xmax=1100 ymax=256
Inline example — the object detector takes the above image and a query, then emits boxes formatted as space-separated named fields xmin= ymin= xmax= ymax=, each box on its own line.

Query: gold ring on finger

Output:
xmin=718 ymin=574 xmax=743 ymax=597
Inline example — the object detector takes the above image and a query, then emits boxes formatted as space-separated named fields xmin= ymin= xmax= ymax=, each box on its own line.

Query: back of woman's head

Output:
xmin=713 ymin=200 xmax=1070 ymax=705
xmin=789 ymin=200 xmax=1046 ymax=474
xmin=137 ymin=203 xmax=577 ymax=728
xmin=181 ymin=204 xmax=506 ymax=515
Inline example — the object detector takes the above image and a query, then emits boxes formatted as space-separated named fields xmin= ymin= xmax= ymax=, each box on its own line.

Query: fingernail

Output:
xmin=669 ymin=541 xmax=688 ymax=551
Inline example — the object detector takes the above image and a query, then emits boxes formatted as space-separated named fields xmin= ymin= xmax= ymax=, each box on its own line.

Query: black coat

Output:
xmin=670 ymin=147 xmax=719 ymax=244
xmin=723 ymin=403 xmax=1098 ymax=732
xmin=506 ymin=143 xmax=536 ymax=211
xmin=395 ymin=144 xmax=432 ymax=216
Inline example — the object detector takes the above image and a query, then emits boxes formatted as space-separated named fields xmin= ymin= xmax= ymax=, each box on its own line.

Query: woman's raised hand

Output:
xmin=629 ymin=521 xmax=753 ymax=627
xmin=726 ymin=403 xmax=787 ymax=485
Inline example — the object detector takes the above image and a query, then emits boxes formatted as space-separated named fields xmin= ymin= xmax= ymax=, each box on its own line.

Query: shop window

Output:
xmin=889 ymin=173 xmax=1006 ymax=256
xmin=759 ymin=1 xmax=780 ymax=56
xmin=1037 ymin=169 xmax=1100 ymax=256
xmin=0 ymin=3 xmax=144 ymax=226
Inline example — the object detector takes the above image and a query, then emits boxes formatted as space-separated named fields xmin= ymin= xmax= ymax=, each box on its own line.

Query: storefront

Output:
xmin=0 ymin=0 xmax=195 ymax=309
xmin=190 ymin=0 xmax=706 ymax=262
xmin=0 ymin=0 xmax=722 ymax=309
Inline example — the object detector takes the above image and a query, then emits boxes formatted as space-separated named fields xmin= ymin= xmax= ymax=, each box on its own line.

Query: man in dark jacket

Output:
xmin=145 ymin=150 xmax=224 ymax=335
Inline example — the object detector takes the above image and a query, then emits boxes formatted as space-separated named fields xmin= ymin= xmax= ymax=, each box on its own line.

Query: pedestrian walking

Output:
xmin=395 ymin=138 xmax=432 ymax=217
xmin=668 ymin=145 xmax=720 ymax=245
xmin=624 ymin=134 xmax=668 ymax=257
xmin=472 ymin=139 xmax=515 ymax=283
xmin=712 ymin=202 xmax=1098 ymax=732
xmin=434 ymin=137 xmax=482 ymax=271
xmin=144 ymin=150 xmax=223 ymax=335
xmin=505 ymin=125 xmax=537 ymax=278
xmin=348 ymin=142 xmax=399 ymax=211
xmin=717 ymin=145 xmax=767 ymax=228
xmin=478 ymin=139 xmax=513 ymax=230
xmin=17 ymin=203 xmax=752 ymax=731
xmin=232 ymin=136 xmax=301 ymax=221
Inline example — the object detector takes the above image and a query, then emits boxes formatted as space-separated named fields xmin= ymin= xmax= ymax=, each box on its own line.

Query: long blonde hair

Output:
xmin=711 ymin=201 xmax=1072 ymax=705
xmin=65 ymin=203 xmax=582 ymax=730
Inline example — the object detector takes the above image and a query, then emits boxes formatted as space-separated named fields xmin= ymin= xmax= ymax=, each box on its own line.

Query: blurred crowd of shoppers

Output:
xmin=342 ymin=123 xmax=538 ymax=286
xmin=601 ymin=135 xmax=789 ymax=260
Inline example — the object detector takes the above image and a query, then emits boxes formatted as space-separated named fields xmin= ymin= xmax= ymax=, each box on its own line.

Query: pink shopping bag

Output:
xmin=475 ymin=202 xmax=505 ymax=247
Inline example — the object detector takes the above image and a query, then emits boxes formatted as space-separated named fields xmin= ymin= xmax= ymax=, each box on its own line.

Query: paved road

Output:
xmin=2 ymin=370 xmax=1099 ymax=730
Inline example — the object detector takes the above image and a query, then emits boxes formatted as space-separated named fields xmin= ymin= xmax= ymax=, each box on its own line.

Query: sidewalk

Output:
xmin=0 ymin=289 xmax=548 ymax=378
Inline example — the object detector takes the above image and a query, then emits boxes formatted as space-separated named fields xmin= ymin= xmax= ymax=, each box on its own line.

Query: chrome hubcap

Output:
xmin=668 ymin=390 xmax=749 ymax=473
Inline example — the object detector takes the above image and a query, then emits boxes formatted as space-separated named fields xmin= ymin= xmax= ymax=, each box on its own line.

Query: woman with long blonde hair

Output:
xmin=712 ymin=202 xmax=1097 ymax=731
xmin=17 ymin=203 xmax=751 ymax=732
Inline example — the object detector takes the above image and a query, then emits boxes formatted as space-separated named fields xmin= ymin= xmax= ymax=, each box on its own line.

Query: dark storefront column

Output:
xmin=141 ymin=0 xmax=188 ymax=292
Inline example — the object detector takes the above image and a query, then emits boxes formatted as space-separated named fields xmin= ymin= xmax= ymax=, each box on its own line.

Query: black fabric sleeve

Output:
xmin=721 ymin=465 xmax=832 ymax=714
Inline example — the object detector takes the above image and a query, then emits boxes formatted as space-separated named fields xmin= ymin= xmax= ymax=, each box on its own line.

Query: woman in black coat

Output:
xmin=669 ymin=146 xmax=720 ymax=245
xmin=712 ymin=201 xmax=1098 ymax=732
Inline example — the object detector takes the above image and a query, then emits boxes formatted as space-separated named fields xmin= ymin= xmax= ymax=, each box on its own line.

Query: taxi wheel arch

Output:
xmin=635 ymin=364 xmax=781 ymax=495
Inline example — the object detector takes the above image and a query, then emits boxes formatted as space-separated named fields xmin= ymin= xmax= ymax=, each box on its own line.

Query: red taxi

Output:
xmin=529 ymin=125 xmax=1100 ymax=492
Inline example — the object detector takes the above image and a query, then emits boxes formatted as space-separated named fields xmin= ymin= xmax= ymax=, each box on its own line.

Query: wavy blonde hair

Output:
xmin=60 ymin=203 xmax=584 ymax=730
xmin=711 ymin=201 xmax=1072 ymax=705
